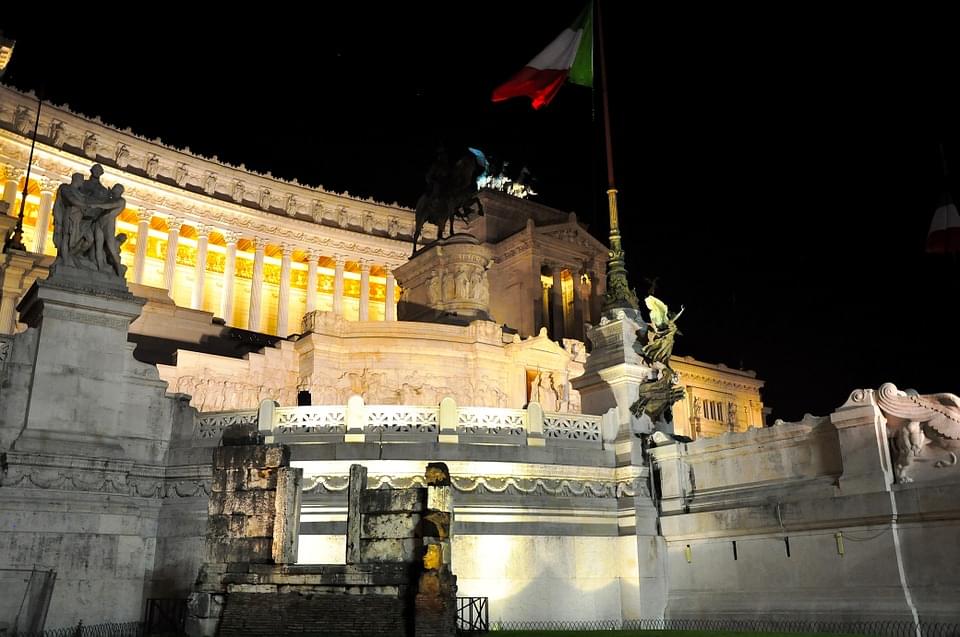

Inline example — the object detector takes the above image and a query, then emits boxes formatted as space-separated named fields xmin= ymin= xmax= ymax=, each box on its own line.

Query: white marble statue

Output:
xmin=51 ymin=164 xmax=128 ymax=277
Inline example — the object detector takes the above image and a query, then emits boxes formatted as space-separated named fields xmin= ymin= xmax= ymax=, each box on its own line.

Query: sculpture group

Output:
xmin=52 ymin=163 xmax=127 ymax=277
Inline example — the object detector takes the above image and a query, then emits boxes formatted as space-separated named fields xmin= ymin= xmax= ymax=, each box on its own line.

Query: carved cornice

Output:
xmin=0 ymin=86 xmax=414 ymax=264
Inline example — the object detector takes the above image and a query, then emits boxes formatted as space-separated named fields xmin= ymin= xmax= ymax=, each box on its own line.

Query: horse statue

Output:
xmin=411 ymin=148 xmax=484 ymax=255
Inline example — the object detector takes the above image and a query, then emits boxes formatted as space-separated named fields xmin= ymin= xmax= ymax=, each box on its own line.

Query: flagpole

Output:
xmin=596 ymin=0 xmax=638 ymax=312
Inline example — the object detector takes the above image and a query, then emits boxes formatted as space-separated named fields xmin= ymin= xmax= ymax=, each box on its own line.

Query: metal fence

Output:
xmin=493 ymin=618 xmax=960 ymax=636
xmin=457 ymin=596 xmax=490 ymax=633
xmin=12 ymin=622 xmax=144 ymax=637
xmin=143 ymin=598 xmax=186 ymax=635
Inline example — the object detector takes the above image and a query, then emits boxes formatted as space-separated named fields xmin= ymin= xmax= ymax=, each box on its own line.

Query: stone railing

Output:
xmin=194 ymin=409 xmax=259 ymax=440
xmin=192 ymin=396 xmax=604 ymax=449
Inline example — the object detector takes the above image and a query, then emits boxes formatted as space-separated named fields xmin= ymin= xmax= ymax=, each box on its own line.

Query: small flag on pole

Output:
xmin=492 ymin=3 xmax=593 ymax=110
xmin=926 ymin=189 xmax=960 ymax=254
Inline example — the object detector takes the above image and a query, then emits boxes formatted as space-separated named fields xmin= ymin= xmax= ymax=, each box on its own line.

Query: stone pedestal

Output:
xmin=573 ymin=307 xmax=667 ymax=620
xmin=394 ymin=234 xmax=492 ymax=323
xmin=11 ymin=269 xmax=170 ymax=461
xmin=572 ymin=308 xmax=654 ymax=442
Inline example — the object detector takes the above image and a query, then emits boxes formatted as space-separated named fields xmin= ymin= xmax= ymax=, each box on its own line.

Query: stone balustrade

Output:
xmin=192 ymin=396 xmax=602 ymax=449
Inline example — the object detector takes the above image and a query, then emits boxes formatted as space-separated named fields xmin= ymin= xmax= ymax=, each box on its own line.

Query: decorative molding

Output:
xmin=0 ymin=452 xmax=212 ymax=499
xmin=301 ymin=473 xmax=638 ymax=499
xmin=195 ymin=410 xmax=258 ymax=439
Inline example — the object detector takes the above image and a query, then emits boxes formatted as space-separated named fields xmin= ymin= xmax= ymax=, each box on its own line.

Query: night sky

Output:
xmin=3 ymin=6 xmax=957 ymax=422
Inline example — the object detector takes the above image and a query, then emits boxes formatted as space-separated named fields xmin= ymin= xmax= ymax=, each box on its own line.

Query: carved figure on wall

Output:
xmin=454 ymin=267 xmax=469 ymax=299
xmin=145 ymin=154 xmax=160 ymax=178
xmin=478 ymin=270 xmax=490 ymax=306
xmin=203 ymin=172 xmax=217 ymax=195
xmin=285 ymin=195 xmax=297 ymax=217
xmin=14 ymin=106 xmax=32 ymax=134
xmin=174 ymin=163 xmax=189 ymax=187
xmin=411 ymin=146 xmax=484 ymax=255
xmin=114 ymin=144 xmax=130 ymax=168
xmin=52 ymin=164 xmax=128 ymax=277
xmin=530 ymin=371 xmax=561 ymax=411
xmin=877 ymin=382 xmax=960 ymax=483
xmin=258 ymin=188 xmax=271 ymax=210
xmin=48 ymin=120 xmax=66 ymax=147
xmin=428 ymin=271 xmax=442 ymax=305
xmin=692 ymin=396 xmax=704 ymax=419
xmin=388 ymin=217 xmax=399 ymax=238
xmin=232 ymin=180 xmax=244 ymax=202
xmin=82 ymin=133 xmax=98 ymax=158
xmin=726 ymin=401 xmax=738 ymax=430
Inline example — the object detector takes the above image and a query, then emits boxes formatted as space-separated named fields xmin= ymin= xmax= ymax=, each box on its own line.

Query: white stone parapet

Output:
xmin=192 ymin=397 xmax=602 ymax=449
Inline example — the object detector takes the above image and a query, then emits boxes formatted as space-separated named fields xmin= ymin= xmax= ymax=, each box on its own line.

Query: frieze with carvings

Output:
xmin=0 ymin=452 xmax=212 ymax=499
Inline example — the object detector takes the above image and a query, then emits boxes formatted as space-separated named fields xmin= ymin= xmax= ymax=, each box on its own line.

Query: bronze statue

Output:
xmin=631 ymin=295 xmax=686 ymax=426
xmin=411 ymin=147 xmax=484 ymax=255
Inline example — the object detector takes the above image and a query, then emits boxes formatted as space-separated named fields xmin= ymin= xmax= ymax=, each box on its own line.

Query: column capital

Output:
xmin=166 ymin=216 xmax=184 ymax=232
xmin=279 ymin=242 xmax=294 ymax=256
xmin=195 ymin=224 xmax=211 ymax=239
xmin=334 ymin=254 xmax=346 ymax=267
xmin=222 ymin=230 xmax=240 ymax=245
xmin=306 ymin=248 xmax=321 ymax=262
xmin=2 ymin=164 xmax=23 ymax=181
xmin=359 ymin=260 xmax=371 ymax=273
xmin=252 ymin=237 xmax=269 ymax=251
xmin=38 ymin=176 xmax=58 ymax=193
xmin=136 ymin=208 xmax=154 ymax=223
xmin=384 ymin=268 xmax=394 ymax=279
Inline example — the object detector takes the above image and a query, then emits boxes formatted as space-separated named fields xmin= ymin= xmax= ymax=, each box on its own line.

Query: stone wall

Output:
xmin=650 ymin=389 xmax=960 ymax=622
xmin=219 ymin=591 xmax=407 ymax=637
xmin=0 ymin=278 xmax=190 ymax=629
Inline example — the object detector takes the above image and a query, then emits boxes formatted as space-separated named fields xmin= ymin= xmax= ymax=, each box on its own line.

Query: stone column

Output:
xmin=332 ymin=255 xmax=345 ymax=317
xmin=0 ymin=252 xmax=40 ymax=333
xmin=571 ymin=267 xmax=585 ymax=341
xmin=531 ymin=256 xmax=544 ymax=335
xmin=221 ymin=231 xmax=239 ymax=324
xmin=276 ymin=243 xmax=293 ymax=336
xmin=551 ymin=264 xmax=565 ymax=341
xmin=305 ymin=249 xmax=319 ymax=313
xmin=385 ymin=269 xmax=396 ymax=321
xmin=132 ymin=209 xmax=153 ymax=285
xmin=248 ymin=238 xmax=267 ymax=332
xmin=2 ymin=165 xmax=21 ymax=210
xmin=163 ymin=217 xmax=182 ymax=297
xmin=191 ymin=225 xmax=209 ymax=310
xmin=359 ymin=260 xmax=370 ymax=321
xmin=32 ymin=178 xmax=56 ymax=254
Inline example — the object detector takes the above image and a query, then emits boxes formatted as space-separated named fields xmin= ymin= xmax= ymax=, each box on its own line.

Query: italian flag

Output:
xmin=927 ymin=189 xmax=960 ymax=254
xmin=492 ymin=3 xmax=593 ymax=110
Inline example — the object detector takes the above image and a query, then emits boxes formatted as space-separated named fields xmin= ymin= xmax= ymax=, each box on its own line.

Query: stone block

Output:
xmin=360 ymin=538 xmax=418 ymax=563
xmin=212 ymin=490 xmax=277 ymax=518
xmin=207 ymin=537 xmax=273 ymax=564
xmin=264 ymin=445 xmax=290 ymax=468
xmin=362 ymin=513 xmax=421 ymax=539
xmin=272 ymin=466 xmax=302 ymax=564
xmin=225 ymin=583 xmax=277 ymax=594
xmin=361 ymin=488 xmax=425 ymax=513
xmin=427 ymin=485 xmax=452 ymax=513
